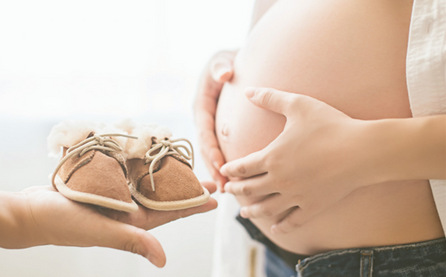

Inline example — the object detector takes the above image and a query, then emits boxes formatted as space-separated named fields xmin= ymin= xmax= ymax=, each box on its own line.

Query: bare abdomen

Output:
xmin=215 ymin=0 xmax=443 ymax=255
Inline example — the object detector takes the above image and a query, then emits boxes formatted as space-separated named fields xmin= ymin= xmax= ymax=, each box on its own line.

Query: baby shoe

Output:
xmin=116 ymin=120 xmax=210 ymax=211
xmin=48 ymin=120 xmax=139 ymax=212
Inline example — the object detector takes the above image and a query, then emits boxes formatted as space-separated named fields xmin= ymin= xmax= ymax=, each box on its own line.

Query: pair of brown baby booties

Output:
xmin=48 ymin=120 xmax=209 ymax=212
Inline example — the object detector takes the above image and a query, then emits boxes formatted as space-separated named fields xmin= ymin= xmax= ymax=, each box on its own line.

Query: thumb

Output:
xmin=210 ymin=56 xmax=234 ymax=83
xmin=245 ymin=87 xmax=296 ymax=116
xmin=95 ymin=219 xmax=166 ymax=267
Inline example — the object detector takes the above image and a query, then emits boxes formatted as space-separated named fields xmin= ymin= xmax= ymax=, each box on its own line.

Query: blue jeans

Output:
xmin=265 ymin=238 xmax=446 ymax=277
xmin=237 ymin=215 xmax=446 ymax=277
xmin=265 ymin=248 xmax=297 ymax=277
xmin=295 ymin=237 xmax=446 ymax=277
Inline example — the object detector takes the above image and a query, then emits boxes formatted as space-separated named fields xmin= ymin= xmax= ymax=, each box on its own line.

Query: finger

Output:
xmin=245 ymin=87 xmax=298 ymax=117
xmin=22 ymin=185 xmax=56 ymax=193
xmin=195 ymin=110 xmax=223 ymax=166
xmin=84 ymin=218 xmax=166 ymax=267
xmin=240 ymin=193 xmax=293 ymax=219
xmin=201 ymin=181 xmax=217 ymax=194
xmin=144 ymin=197 xmax=218 ymax=229
xmin=210 ymin=51 xmax=236 ymax=83
xmin=210 ymin=57 xmax=234 ymax=83
xmin=201 ymin=149 xmax=228 ymax=192
xmin=100 ymin=194 xmax=217 ymax=232
xmin=209 ymin=146 xmax=226 ymax=172
xmin=208 ymin=145 xmax=229 ymax=190
xmin=271 ymin=207 xmax=304 ymax=234
xmin=173 ymin=196 xmax=218 ymax=220
xmin=220 ymin=151 xmax=266 ymax=178
xmin=198 ymin=125 xmax=228 ymax=191
xmin=224 ymin=175 xmax=276 ymax=197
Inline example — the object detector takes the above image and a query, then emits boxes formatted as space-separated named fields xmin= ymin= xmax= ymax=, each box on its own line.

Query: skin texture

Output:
xmin=195 ymin=0 xmax=444 ymax=255
xmin=0 ymin=182 xmax=217 ymax=268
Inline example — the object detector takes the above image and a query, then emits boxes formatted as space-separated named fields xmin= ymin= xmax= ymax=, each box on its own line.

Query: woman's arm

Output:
xmin=368 ymin=115 xmax=446 ymax=182
xmin=0 ymin=191 xmax=38 ymax=249
xmin=220 ymin=87 xmax=445 ymax=233
xmin=0 ymin=183 xmax=217 ymax=267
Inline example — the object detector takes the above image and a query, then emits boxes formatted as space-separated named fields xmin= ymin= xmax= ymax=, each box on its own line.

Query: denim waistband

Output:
xmin=297 ymin=237 xmax=446 ymax=277
xmin=236 ymin=214 xmax=309 ymax=271
xmin=236 ymin=214 xmax=446 ymax=277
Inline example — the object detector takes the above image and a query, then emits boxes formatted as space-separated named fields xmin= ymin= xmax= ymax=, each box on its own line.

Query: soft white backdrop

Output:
xmin=0 ymin=1 xmax=254 ymax=276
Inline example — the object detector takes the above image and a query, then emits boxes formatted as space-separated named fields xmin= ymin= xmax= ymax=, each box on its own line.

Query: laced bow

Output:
xmin=52 ymin=133 xmax=137 ymax=187
xmin=144 ymin=138 xmax=194 ymax=191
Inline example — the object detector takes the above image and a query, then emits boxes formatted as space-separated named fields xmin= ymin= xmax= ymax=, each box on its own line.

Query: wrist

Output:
xmin=0 ymin=191 xmax=48 ymax=248
xmin=358 ymin=115 xmax=446 ymax=184
xmin=360 ymin=119 xmax=403 ymax=184
xmin=0 ymin=192 xmax=34 ymax=248
xmin=344 ymin=119 xmax=390 ymax=186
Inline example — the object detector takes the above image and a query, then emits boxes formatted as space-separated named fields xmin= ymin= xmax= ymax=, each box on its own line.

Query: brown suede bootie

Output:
xmin=123 ymin=130 xmax=210 ymax=211
xmin=49 ymin=122 xmax=139 ymax=213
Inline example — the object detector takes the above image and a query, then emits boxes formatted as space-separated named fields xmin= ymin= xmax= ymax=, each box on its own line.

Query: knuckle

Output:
xmin=122 ymin=229 xmax=144 ymax=255
xmin=292 ymin=194 xmax=304 ymax=203
xmin=288 ymin=211 xmax=302 ymax=227
xmin=210 ymin=169 xmax=221 ymax=180
xmin=287 ymin=217 xmax=301 ymax=228
xmin=240 ymin=184 xmax=252 ymax=196
xmin=259 ymin=205 xmax=272 ymax=217
xmin=258 ymin=89 xmax=273 ymax=106
xmin=262 ymin=154 xmax=274 ymax=169
xmin=198 ymin=129 xmax=214 ymax=142
xmin=200 ymin=146 xmax=208 ymax=156
xmin=236 ymin=164 xmax=247 ymax=175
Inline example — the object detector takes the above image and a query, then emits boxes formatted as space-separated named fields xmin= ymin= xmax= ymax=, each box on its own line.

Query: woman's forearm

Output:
xmin=367 ymin=114 xmax=446 ymax=183
xmin=0 ymin=191 xmax=41 ymax=249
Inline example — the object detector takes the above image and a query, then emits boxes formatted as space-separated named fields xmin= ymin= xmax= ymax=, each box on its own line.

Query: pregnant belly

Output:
xmin=215 ymin=0 xmax=444 ymax=255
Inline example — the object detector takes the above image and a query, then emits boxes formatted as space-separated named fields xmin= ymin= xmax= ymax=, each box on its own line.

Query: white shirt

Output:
xmin=406 ymin=0 xmax=446 ymax=237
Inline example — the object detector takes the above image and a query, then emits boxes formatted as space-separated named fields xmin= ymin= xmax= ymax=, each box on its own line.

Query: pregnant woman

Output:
xmin=195 ymin=0 xmax=446 ymax=276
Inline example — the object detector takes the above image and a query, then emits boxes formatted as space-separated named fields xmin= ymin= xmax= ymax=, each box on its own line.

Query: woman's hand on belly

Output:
xmin=220 ymin=87 xmax=391 ymax=234
xmin=221 ymin=87 xmax=371 ymax=233
xmin=221 ymin=86 xmax=446 ymax=237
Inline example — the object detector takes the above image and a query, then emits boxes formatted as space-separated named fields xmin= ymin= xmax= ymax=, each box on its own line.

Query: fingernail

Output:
xmin=213 ymin=161 xmax=221 ymax=170
xmin=244 ymin=87 xmax=256 ymax=98
xmin=217 ymin=68 xmax=231 ymax=80
xmin=240 ymin=208 xmax=248 ymax=218
xmin=271 ymin=225 xmax=279 ymax=234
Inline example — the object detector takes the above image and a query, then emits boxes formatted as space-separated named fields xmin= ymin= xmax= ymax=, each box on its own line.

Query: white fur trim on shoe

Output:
xmin=115 ymin=119 xmax=173 ymax=159
xmin=48 ymin=120 xmax=129 ymax=157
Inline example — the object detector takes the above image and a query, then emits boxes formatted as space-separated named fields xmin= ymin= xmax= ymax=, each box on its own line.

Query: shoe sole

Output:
xmin=55 ymin=175 xmax=139 ymax=213
xmin=129 ymin=183 xmax=210 ymax=211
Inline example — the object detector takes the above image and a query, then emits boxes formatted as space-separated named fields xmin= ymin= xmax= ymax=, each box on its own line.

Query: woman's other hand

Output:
xmin=194 ymin=50 xmax=237 ymax=192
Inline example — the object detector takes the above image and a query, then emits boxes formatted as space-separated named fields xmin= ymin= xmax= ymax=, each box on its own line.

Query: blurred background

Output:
xmin=0 ymin=0 xmax=254 ymax=276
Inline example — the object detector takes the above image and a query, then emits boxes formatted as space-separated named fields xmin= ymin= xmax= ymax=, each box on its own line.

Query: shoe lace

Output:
xmin=51 ymin=133 xmax=137 ymax=188
xmin=144 ymin=138 xmax=194 ymax=191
